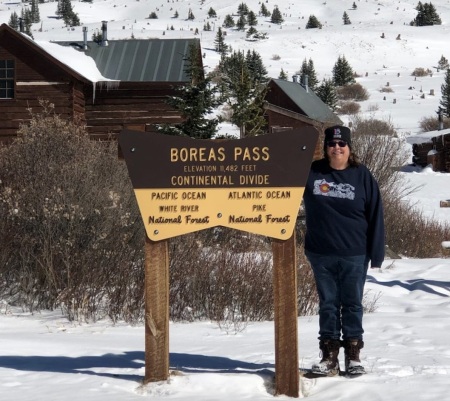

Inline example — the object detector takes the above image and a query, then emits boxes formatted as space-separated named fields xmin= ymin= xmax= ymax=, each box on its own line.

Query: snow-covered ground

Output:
xmin=1 ymin=1 xmax=449 ymax=399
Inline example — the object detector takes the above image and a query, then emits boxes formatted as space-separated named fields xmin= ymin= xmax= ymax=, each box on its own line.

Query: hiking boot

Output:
xmin=311 ymin=339 xmax=341 ymax=376
xmin=343 ymin=339 xmax=366 ymax=375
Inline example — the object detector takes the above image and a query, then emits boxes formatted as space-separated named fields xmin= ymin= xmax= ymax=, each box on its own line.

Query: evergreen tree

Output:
xmin=352 ymin=2 xmax=357 ymax=9
xmin=236 ymin=14 xmax=247 ymax=31
xmin=246 ymin=26 xmax=258 ymax=40
xmin=20 ymin=8 xmax=34 ymax=37
xmin=219 ymin=51 xmax=267 ymax=137
xmin=299 ymin=58 xmax=319 ymax=90
xmin=214 ymin=27 xmax=228 ymax=55
xmin=245 ymin=49 xmax=269 ymax=84
xmin=157 ymin=44 xmax=220 ymax=139
xmin=306 ymin=15 xmax=322 ymax=29
xmin=203 ymin=22 xmax=211 ymax=31
xmin=149 ymin=12 xmax=158 ymax=19
xmin=30 ymin=0 xmax=40 ymax=23
xmin=316 ymin=78 xmax=338 ymax=111
xmin=187 ymin=8 xmax=195 ymax=20
xmin=278 ymin=68 xmax=288 ymax=80
xmin=223 ymin=14 xmax=235 ymax=28
xmin=413 ymin=2 xmax=441 ymax=26
xmin=247 ymin=10 xmax=258 ymax=27
xmin=237 ymin=2 xmax=249 ymax=16
xmin=440 ymin=68 xmax=450 ymax=117
xmin=332 ymin=55 xmax=355 ymax=86
xmin=207 ymin=7 xmax=217 ymax=18
xmin=438 ymin=55 xmax=449 ymax=70
xmin=56 ymin=0 xmax=80 ymax=26
xmin=260 ymin=3 xmax=271 ymax=17
xmin=8 ymin=11 xmax=20 ymax=30
xmin=343 ymin=11 xmax=351 ymax=25
xmin=271 ymin=6 xmax=284 ymax=24
xmin=173 ymin=10 xmax=179 ymax=18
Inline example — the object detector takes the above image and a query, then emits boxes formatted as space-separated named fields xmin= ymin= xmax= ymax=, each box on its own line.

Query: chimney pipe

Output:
xmin=82 ymin=26 xmax=88 ymax=50
xmin=19 ymin=18 xmax=24 ymax=33
xmin=302 ymin=74 xmax=309 ymax=93
xmin=101 ymin=21 xmax=108 ymax=47
xmin=438 ymin=107 xmax=444 ymax=130
xmin=292 ymin=75 xmax=300 ymax=83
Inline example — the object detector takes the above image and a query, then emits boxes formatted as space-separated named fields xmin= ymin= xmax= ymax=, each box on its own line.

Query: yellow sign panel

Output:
xmin=134 ymin=187 xmax=304 ymax=240
xmin=119 ymin=129 xmax=318 ymax=241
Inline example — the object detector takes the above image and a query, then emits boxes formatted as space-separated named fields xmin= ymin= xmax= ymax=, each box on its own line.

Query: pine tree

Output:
xmin=413 ymin=2 xmax=441 ymax=26
xmin=219 ymin=51 xmax=267 ymax=138
xmin=237 ymin=2 xmax=249 ymax=16
xmin=306 ymin=15 xmax=322 ymax=29
xmin=236 ymin=14 xmax=247 ymax=31
xmin=247 ymin=10 xmax=258 ymax=27
xmin=246 ymin=26 xmax=258 ymax=40
xmin=214 ymin=27 xmax=228 ymax=55
xmin=157 ymin=43 xmax=220 ymax=139
xmin=438 ymin=55 xmax=449 ymax=70
xmin=352 ymin=2 xmax=357 ymax=9
xmin=316 ymin=79 xmax=338 ymax=111
xmin=245 ymin=49 xmax=269 ymax=84
xmin=343 ymin=11 xmax=351 ymax=25
xmin=223 ymin=14 xmax=235 ymax=28
xmin=299 ymin=58 xmax=318 ymax=90
xmin=207 ymin=7 xmax=217 ymax=18
xmin=440 ymin=68 xmax=450 ymax=117
xmin=332 ymin=55 xmax=356 ymax=86
xmin=260 ymin=3 xmax=271 ymax=17
xmin=30 ymin=0 xmax=40 ymax=23
xmin=187 ymin=8 xmax=195 ymax=20
xmin=278 ymin=68 xmax=288 ymax=80
xmin=20 ymin=8 xmax=34 ymax=37
xmin=173 ymin=10 xmax=179 ymax=18
xmin=271 ymin=6 xmax=284 ymax=24
xmin=8 ymin=11 xmax=20 ymax=30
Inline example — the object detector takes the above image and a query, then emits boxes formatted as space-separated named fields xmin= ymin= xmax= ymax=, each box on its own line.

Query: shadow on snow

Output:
xmin=0 ymin=351 xmax=274 ymax=382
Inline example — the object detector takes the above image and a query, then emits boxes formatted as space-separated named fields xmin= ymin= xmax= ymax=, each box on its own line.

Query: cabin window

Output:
xmin=0 ymin=59 xmax=15 ymax=99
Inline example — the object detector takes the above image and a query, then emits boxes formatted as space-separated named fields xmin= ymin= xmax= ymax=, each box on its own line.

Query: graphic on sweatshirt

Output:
xmin=313 ymin=179 xmax=355 ymax=200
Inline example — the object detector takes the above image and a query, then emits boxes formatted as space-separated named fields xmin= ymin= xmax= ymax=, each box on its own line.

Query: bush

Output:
xmin=412 ymin=67 xmax=431 ymax=77
xmin=169 ymin=228 xmax=320 ymax=323
xmin=0 ymin=101 xmax=145 ymax=322
xmin=349 ymin=116 xmax=450 ymax=257
xmin=337 ymin=100 xmax=361 ymax=115
xmin=336 ymin=83 xmax=369 ymax=101
xmin=419 ymin=115 xmax=450 ymax=132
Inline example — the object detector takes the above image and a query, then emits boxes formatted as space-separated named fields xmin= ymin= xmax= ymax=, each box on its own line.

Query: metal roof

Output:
xmin=59 ymin=38 xmax=200 ymax=82
xmin=269 ymin=78 xmax=342 ymax=125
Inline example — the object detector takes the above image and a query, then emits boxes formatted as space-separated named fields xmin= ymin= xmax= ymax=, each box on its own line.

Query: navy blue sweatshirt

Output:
xmin=303 ymin=158 xmax=385 ymax=267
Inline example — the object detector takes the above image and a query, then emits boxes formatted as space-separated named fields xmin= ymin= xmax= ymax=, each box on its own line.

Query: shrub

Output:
xmin=412 ymin=67 xmax=431 ymax=77
xmin=349 ymin=116 xmax=450 ymax=257
xmin=169 ymin=228 xmax=320 ymax=323
xmin=419 ymin=115 xmax=450 ymax=132
xmin=336 ymin=83 xmax=369 ymax=101
xmin=380 ymin=86 xmax=394 ymax=93
xmin=0 ymin=101 xmax=144 ymax=322
xmin=337 ymin=100 xmax=361 ymax=115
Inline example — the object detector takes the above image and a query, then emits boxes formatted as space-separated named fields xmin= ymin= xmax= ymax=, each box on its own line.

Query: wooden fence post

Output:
xmin=144 ymin=237 xmax=170 ymax=383
xmin=272 ymin=233 xmax=299 ymax=398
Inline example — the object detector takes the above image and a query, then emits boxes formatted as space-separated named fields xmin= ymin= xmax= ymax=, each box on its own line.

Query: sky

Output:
xmin=0 ymin=0 xmax=450 ymax=400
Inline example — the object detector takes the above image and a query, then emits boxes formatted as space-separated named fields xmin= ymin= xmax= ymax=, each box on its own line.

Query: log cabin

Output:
xmin=0 ymin=22 xmax=201 ymax=144
xmin=264 ymin=76 xmax=343 ymax=159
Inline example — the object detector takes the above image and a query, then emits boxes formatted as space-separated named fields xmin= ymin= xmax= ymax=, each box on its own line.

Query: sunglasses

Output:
xmin=327 ymin=140 xmax=348 ymax=148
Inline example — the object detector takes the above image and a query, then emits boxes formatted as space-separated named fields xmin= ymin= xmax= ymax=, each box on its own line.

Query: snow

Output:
xmin=1 ymin=0 xmax=450 ymax=399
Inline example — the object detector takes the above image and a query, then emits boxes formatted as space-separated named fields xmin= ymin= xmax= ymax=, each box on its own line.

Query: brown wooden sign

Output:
xmin=119 ymin=128 xmax=318 ymax=241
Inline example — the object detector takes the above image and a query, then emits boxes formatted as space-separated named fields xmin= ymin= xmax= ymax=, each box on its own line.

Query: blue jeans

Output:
xmin=306 ymin=251 xmax=369 ymax=341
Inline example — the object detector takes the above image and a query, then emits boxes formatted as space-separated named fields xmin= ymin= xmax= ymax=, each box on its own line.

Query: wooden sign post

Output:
xmin=119 ymin=128 xmax=318 ymax=397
